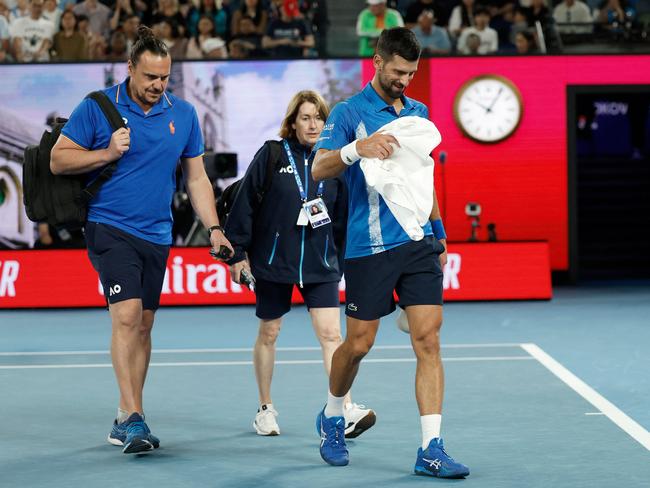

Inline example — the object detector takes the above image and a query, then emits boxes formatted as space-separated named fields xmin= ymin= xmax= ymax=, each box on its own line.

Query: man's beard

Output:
xmin=379 ymin=75 xmax=405 ymax=100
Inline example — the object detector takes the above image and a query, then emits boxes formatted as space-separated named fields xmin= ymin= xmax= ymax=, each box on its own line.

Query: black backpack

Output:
xmin=22 ymin=91 xmax=126 ymax=228
xmin=217 ymin=140 xmax=283 ymax=226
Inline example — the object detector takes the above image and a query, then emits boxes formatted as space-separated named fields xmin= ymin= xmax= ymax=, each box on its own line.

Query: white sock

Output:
xmin=421 ymin=414 xmax=442 ymax=449
xmin=324 ymin=391 xmax=345 ymax=418
xmin=259 ymin=403 xmax=274 ymax=412
xmin=117 ymin=408 xmax=129 ymax=423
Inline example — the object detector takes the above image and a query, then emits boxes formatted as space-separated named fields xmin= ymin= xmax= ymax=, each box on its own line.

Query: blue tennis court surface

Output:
xmin=1 ymin=285 xmax=649 ymax=487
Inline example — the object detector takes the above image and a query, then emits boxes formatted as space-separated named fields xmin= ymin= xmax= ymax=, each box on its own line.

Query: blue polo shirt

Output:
xmin=62 ymin=79 xmax=204 ymax=245
xmin=315 ymin=82 xmax=433 ymax=259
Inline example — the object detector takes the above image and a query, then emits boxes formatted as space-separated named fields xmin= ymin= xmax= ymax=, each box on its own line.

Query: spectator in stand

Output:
xmin=232 ymin=0 xmax=267 ymax=36
xmin=41 ymin=0 xmax=59 ymax=31
xmin=185 ymin=13 xmax=217 ymax=58
xmin=356 ymin=0 xmax=404 ymax=56
xmin=299 ymin=0 xmax=329 ymax=56
xmin=121 ymin=13 xmax=139 ymax=53
xmin=404 ymin=0 xmax=435 ymax=27
xmin=456 ymin=7 xmax=498 ymax=53
xmin=463 ymin=31 xmax=480 ymax=53
xmin=106 ymin=29 xmax=128 ymax=60
xmin=52 ymin=9 xmax=88 ymax=59
xmin=514 ymin=29 xmax=536 ymax=53
xmin=509 ymin=7 xmax=529 ymax=43
xmin=0 ymin=0 xmax=9 ymax=20
xmin=594 ymin=0 xmax=629 ymax=28
xmin=150 ymin=0 xmax=186 ymax=38
xmin=0 ymin=8 xmax=9 ymax=53
xmin=411 ymin=9 xmax=450 ymax=54
xmin=0 ymin=39 xmax=13 ymax=60
xmin=187 ymin=0 xmax=230 ymax=40
xmin=88 ymin=28 xmax=106 ymax=58
xmin=202 ymin=35 xmax=228 ymax=57
xmin=448 ymin=0 xmax=475 ymax=38
xmin=58 ymin=0 xmax=77 ymax=12
xmin=154 ymin=17 xmax=187 ymax=58
xmin=9 ymin=0 xmax=29 ymax=21
xmin=485 ymin=0 xmax=516 ymax=48
xmin=110 ymin=0 xmax=136 ymax=33
xmin=76 ymin=12 xmax=103 ymax=58
xmin=73 ymin=0 xmax=111 ymax=41
xmin=10 ymin=0 xmax=54 ymax=61
xmin=262 ymin=0 xmax=314 ymax=58
xmin=522 ymin=0 xmax=550 ymax=27
xmin=553 ymin=0 xmax=593 ymax=33
xmin=229 ymin=14 xmax=264 ymax=58
xmin=132 ymin=0 xmax=152 ymax=25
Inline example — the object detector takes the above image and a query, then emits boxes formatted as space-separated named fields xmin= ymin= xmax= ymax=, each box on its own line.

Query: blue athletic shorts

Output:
xmin=255 ymin=279 xmax=340 ymax=320
xmin=85 ymin=222 xmax=170 ymax=310
xmin=343 ymin=236 xmax=445 ymax=320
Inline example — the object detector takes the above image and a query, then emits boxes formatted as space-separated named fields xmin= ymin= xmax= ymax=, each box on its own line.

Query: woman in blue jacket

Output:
xmin=225 ymin=90 xmax=375 ymax=438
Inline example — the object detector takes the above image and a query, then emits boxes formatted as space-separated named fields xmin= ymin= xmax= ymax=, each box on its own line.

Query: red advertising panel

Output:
xmin=441 ymin=242 xmax=552 ymax=301
xmin=0 ymin=243 xmax=550 ymax=308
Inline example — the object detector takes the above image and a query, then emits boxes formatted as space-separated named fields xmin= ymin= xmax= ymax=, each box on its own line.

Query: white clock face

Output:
xmin=454 ymin=76 xmax=523 ymax=143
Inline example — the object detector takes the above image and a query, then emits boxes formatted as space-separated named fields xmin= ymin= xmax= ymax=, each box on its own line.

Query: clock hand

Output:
xmin=486 ymin=87 xmax=504 ymax=113
xmin=467 ymin=97 xmax=490 ymax=111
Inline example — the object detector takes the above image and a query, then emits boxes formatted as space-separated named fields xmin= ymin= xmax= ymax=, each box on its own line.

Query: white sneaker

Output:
xmin=396 ymin=309 xmax=410 ymax=333
xmin=253 ymin=405 xmax=280 ymax=436
xmin=343 ymin=403 xmax=376 ymax=438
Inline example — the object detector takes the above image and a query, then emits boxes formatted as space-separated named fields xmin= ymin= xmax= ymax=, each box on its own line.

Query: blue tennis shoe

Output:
xmin=108 ymin=413 xmax=159 ymax=454
xmin=317 ymin=408 xmax=349 ymax=466
xmin=414 ymin=438 xmax=469 ymax=478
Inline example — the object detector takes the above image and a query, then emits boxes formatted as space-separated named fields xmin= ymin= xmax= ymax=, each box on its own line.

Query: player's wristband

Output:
xmin=431 ymin=219 xmax=447 ymax=240
xmin=340 ymin=140 xmax=360 ymax=165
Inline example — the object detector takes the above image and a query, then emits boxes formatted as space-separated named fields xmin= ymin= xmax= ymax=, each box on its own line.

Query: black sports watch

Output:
xmin=207 ymin=225 xmax=225 ymax=237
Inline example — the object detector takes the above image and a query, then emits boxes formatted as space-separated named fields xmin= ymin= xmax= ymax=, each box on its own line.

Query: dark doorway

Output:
xmin=568 ymin=86 xmax=650 ymax=281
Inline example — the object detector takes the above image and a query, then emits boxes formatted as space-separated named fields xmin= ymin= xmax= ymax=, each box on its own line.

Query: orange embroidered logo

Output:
xmin=169 ymin=121 xmax=175 ymax=135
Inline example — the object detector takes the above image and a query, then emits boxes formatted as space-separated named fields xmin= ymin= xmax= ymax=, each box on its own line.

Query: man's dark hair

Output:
xmin=129 ymin=25 xmax=168 ymax=67
xmin=376 ymin=27 xmax=421 ymax=62
xmin=474 ymin=7 xmax=490 ymax=17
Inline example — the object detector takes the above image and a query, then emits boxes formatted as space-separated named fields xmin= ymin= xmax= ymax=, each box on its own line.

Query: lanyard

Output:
xmin=283 ymin=139 xmax=323 ymax=201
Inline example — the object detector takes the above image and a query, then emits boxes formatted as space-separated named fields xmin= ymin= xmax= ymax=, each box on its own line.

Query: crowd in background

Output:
xmin=358 ymin=0 xmax=649 ymax=56
xmin=0 ymin=0 xmax=327 ymax=62
xmin=0 ymin=0 xmax=648 ymax=62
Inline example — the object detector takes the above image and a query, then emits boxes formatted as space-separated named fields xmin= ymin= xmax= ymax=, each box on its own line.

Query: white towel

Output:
xmin=360 ymin=116 xmax=442 ymax=241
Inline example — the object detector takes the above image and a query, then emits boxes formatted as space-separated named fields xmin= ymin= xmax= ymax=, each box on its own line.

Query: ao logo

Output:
xmin=122 ymin=117 xmax=128 ymax=125
xmin=109 ymin=284 xmax=122 ymax=296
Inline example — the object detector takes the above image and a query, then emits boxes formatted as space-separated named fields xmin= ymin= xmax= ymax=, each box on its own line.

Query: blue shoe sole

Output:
xmin=320 ymin=451 xmax=349 ymax=466
xmin=414 ymin=466 xmax=469 ymax=479
xmin=123 ymin=438 xmax=154 ymax=454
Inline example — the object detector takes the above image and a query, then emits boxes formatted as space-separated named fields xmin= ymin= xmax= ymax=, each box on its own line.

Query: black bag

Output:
xmin=23 ymin=91 xmax=126 ymax=228
xmin=216 ymin=140 xmax=283 ymax=226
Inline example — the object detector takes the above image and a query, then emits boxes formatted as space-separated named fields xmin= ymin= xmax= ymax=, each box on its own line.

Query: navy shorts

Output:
xmin=255 ymin=279 xmax=340 ymax=320
xmin=85 ymin=222 xmax=170 ymax=310
xmin=344 ymin=236 xmax=445 ymax=321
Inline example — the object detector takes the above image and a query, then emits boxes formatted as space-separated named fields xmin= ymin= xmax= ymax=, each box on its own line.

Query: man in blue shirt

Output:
xmin=411 ymin=9 xmax=451 ymax=56
xmin=312 ymin=27 xmax=469 ymax=478
xmin=50 ymin=26 xmax=232 ymax=455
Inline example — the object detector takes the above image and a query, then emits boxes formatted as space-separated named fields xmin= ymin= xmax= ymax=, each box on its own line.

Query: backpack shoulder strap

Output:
xmin=76 ymin=91 xmax=126 ymax=205
xmin=86 ymin=91 xmax=125 ymax=132
xmin=260 ymin=140 xmax=283 ymax=198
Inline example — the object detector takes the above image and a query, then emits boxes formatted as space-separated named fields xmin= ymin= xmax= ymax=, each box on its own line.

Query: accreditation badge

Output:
xmin=302 ymin=197 xmax=331 ymax=228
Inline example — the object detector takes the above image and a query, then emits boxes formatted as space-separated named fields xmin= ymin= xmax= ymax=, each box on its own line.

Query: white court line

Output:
xmin=521 ymin=343 xmax=650 ymax=452
xmin=0 ymin=343 xmax=522 ymax=357
xmin=0 ymin=355 xmax=535 ymax=369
